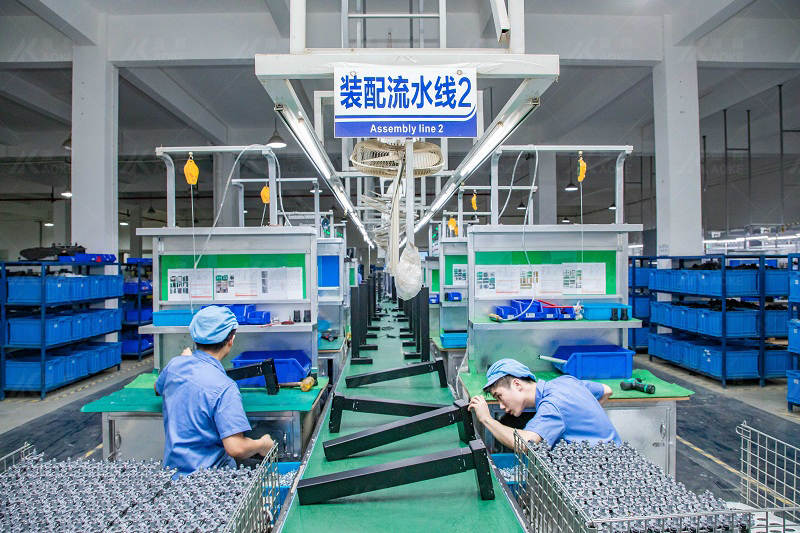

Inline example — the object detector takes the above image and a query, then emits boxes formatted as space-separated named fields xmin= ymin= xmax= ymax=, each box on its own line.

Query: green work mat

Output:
xmin=281 ymin=316 xmax=523 ymax=533
xmin=125 ymin=372 xmax=159 ymax=388
xmin=81 ymin=378 xmax=329 ymax=413
xmin=318 ymin=337 xmax=345 ymax=352
xmin=460 ymin=368 xmax=694 ymax=400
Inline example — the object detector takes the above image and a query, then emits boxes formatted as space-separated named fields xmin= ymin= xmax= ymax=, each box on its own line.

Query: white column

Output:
xmin=652 ymin=15 xmax=703 ymax=256
xmin=70 ymin=16 xmax=118 ymax=254
xmin=535 ymin=152 xmax=557 ymax=225
xmin=53 ymin=200 xmax=71 ymax=245
xmin=213 ymin=153 xmax=239 ymax=227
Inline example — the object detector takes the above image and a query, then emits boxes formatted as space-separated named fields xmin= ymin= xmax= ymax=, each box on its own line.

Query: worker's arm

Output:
xmin=598 ymin=383 xmax=613 ymax=406
xmin=222 ymin=433 xmax=275 ymax=460
xmin=468 ymin=396 xmax=539 ymax=449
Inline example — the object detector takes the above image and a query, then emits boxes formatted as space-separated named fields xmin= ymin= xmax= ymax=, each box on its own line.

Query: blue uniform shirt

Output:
xmin=155 ymin=350 xmax=252 ymax=476
xmin=524 ymin=375 xmax=622 ymax=448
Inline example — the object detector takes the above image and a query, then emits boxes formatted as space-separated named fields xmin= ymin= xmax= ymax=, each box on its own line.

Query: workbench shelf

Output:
xmin=121 ymin=260 xmax=154 ymax=361
xmin=629 ymin=256 xmax=656 ymax=349
xmin=647 ymin=254 xmax=793 ymax=387
xmin=1 ymin=260 xmax=123 ymax=400
xmin=470 ymin=317 xmax=643 ymax=330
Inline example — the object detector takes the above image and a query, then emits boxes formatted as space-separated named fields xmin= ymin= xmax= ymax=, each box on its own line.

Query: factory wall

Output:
xmin=0 ymin=219 xmax=53 ymax=261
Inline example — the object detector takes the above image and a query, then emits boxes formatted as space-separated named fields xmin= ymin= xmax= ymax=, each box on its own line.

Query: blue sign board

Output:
xmin=334 ymin=67 xmax=478 ymax=138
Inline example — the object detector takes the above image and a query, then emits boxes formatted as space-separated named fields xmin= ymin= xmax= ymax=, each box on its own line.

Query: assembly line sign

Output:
xmin=334 ymin=66 xmax=477 ymax=138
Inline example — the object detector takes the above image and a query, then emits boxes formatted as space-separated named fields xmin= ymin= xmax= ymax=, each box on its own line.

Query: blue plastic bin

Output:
xmin=445 ymin=292 xmax=462 ymax=302
xmin=697 ymin=270 xmax=758 ymax=297
xmin=245 ymin=310 xmax=271 ymax=325
xmin=511 ymin=300 xmax=549 ymax=320
xmin=66 ymin=277 xmax=89 ymax=301
xmin=272 ymin=461 xmax=301 ymax=516
xmin=696 ymin=309 xmax=758 ymax=337
xmin=581 ymin=303 xmax=632 ymax=321
xmin=697 ymin=346 xmax=791 ymax=379
xmin=87 ymin=276 xmax=103 ymax=299
xmin=491 ymin=453 xmax=521 ymax=496
xmin=125 ymin=308 xmax=153 ymax=323
xmin=494 ymin=306 xmax=518 ymax=320
xmin=85 ymin=341 xmax=122 ymax=369
xmin=788 ymin=370 xmax=800 ymax=410
xmin=104 ymin=275 xmax=124 ymax=297
xmin=650 ymin=302 xmax=666 ymax=325
xmin=765 ymin=270 xmax=789 ymax=296
xmin=5 ymin=355 xmax=66 ymax=390
xmin=629 ymin=267 xmax=655 ymax=288
xmin=231 ymin=350 xmax=311 ymax=387
xmin=201 ymin=304 xmax=255 ymax=323
xmin=789 ymin=320 xmax=800 ymax=354
xmin=8 ymin=316 xmax=71 ymax=346
xmin=790 ymin=272 xmax=800 ymax=303
xmin=429 ymin=294 xmax=440 ymax=305
xmin=764 ymin=310 xmax=789 ymax=337
xmin=7 ymin=276 xmax=70 ymax=304
xmin=153 ymin=309 xmax=197 ymax=326
xmin=84 ymin=346 xmax=104 ymax=373
xmin=549 ymin=345 xmax=634 ymax=380
xmin=440 ymin=332 xmax=467 ymax=348
xmin=631 ymin=296 xmax=650 ymax=319
xmin=628 ymin=328 xmax=648 ymax=349
xmin=648 ymin=334 xmax=659 ymax=357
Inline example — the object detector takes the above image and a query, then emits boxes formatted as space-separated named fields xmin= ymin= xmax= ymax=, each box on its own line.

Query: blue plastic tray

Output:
xmin=581 ymin=303 xmax=632 ymax=321
xmin=231 ymin=350 xmax=311 ymax=387
xmin=5 ymin=355 xmax=67 ymax=390
xmin=153 ymin=309 xmax=197 ymax=326
xmin=7 ymin=277 xmax=71 ymax=304
xmin=245 ymin=310 xmax=271 ymax=325
xmin=440 ymin=332 xmax=467 ymax=349
xmin=549 ymin=345 xmax=634 ymax=380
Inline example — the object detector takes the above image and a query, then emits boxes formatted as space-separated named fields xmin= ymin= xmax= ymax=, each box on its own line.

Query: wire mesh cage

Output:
xmin=0 ymin=442 xmax=35 ymax=474
xmin=223 ymin=444 xmax=280 ymax=533
xmin=512 ymin=423 xmax=800 ymax=533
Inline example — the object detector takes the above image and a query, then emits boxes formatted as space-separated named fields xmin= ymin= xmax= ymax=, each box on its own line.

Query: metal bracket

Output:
xmin=345 ymin=358 xmax=447 ymax=388
xmin=323 ymin=400 xmax=474 ymax=461
xmin=297 ymin=440 xmax=494 ymax=504
xmin=225 ymin=359 xmax=279 ymax=395
xmin=328 ymin=393 xmax=447 ymax=433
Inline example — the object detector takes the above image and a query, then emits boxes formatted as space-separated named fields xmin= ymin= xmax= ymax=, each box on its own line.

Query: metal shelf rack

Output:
xmin=121 ymin=259 xmax=153 ymax=361
xmin=628 ymin=256 xmax=657 ymax=349
xmin=1 ymin=260 xmax=123 ymax=400
xmin=648 ymin=254 xmax=794 ymax=387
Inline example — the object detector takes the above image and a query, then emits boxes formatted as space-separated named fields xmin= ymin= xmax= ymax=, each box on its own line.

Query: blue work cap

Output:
xmin=189 ymin=306 xmax=238 ymax=344
xmin=484 ymin=359 xmax=537 ymax=391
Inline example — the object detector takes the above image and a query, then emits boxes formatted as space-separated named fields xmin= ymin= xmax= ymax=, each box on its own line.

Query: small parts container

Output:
xmin=230 ymin=350 xmax=311 ymax=388
xmin=510 ymin=300 xmax=546 ymax=321
xmin=548 ymin=344 xmax=634 ymax=380
xmin=580 ymin=303 xmax=632 ymax=321
xmin=7 ymin=277 xmax=70 ymax=304
xmin=8 ymin=316 xmax=71 ymax=346
xmin=494 ymin=306 xmax=518 ymax=320
xmin=440 ymin=332 xmax=467 ymax=349
xmin=429 ymin=294 xmax=440 ymax=305
xmin=245 ymin=311 xmax=271 ymax=325
xmin=444 ymin=292 xmax=462 ymax=302
xmin=153 ymin=309 xmax=197 ymax=326
xmin=201 ymin=304 xmax=255 ymax=324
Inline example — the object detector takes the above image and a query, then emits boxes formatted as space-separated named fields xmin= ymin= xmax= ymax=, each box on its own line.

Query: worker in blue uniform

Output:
xmin=468 ymin=359 xmax=621 ymax=450
xmin=155 ymin=306 xmax=274 ymax=476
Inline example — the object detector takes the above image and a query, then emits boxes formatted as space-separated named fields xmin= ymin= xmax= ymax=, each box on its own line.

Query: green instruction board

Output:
xmin=444 ymin=254 xmax=468 ymax=286
xmin=160 ymin=253 xmax=307 ymax=300
xmin=475 ymin=250 xmax=617 ymax=295
xmin=431 ymin=269 xmax=440 ymax=293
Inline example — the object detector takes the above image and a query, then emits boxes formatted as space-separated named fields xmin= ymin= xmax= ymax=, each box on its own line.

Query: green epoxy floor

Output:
xmin=280 ymin=310 xmax=523 ymax=533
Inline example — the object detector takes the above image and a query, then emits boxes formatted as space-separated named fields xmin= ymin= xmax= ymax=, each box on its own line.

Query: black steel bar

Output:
xmin=225 ymin=359 xmax=279 ymax=395
xmin=297 ymin=440 xmax=494 ymax=505
xmin=323 ymin=400 xmax=473 ymax=461
xmin=419 ymin=287 xmax=430 ymax=361
xmin=350 ymin=284 xmax=373 ymax=364
xmin=345 ymin=358 xmax=447 ymax=388
xmin=328 ymin=393 xmax=448 ymax=433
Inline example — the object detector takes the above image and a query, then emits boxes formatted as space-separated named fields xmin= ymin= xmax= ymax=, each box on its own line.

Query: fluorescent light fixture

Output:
xmin=608 ymin=203 xmax=616 ymax=210
xmin=516 ymin=200 xmax=526 ymax=211
xmin=561 ymin=216 xmax=570 ymax=223
xmin=61 ymin=190 xmax=72 ymax=198
xmin=267 ymin=118 xmax=286 ymax=149
xmin=275 ymin=104 xmax=374 ymax=248
xmin=564 ymin=181 xmax=578 ymax=192
xmin=243 ymin=209 xmax=249 ymax=214
xmin=44 ymin=222 xmax=54 ymax=227
xmin=415 ymin=92 xmax=540 ymax=233
xmin=62 ymin=136 xmax=71 ymax=151
xmin=119 ymin=221 xmax=129 ymax=226
xmin=628 ymin=244 xmax=644 ymax=249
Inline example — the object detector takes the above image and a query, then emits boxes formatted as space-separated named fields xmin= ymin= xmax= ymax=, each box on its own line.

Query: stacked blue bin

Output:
xmin=120 ymin=260 xmax=154 ymax=360
xmin=628 ymin=260 xmax=654 ymax=349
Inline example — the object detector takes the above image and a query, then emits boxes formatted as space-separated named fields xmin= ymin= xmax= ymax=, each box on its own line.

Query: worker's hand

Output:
xmin=257 ymin=434 xmax=275 ymax=456
xmin=468 ymin=395 xmax=491 ymax=423
xmin=181 ymin=347 xmax=192 ymax=356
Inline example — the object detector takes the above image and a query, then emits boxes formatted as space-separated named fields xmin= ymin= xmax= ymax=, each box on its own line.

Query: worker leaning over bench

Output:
xmin=468 ymin=359 xmax=622 ymax=449
xmin=154 ymin=306 xmax=274 ymax=476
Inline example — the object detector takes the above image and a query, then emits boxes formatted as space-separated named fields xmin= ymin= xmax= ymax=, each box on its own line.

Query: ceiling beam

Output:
xmin=699 ymin=70 xmax=800 ymax=119
xmin=480 ymin=0 xmax=510 ymax=41
xmin=0 ymin=17 xmax=73 ymax=67
xmin=697 ymin=18 xmax=800 ymax=68
xmin=0 ymin=72 xmax=70 ymax=125
xmin=264 ymin=0 xmax=291 ymax=38
xmin=17 ymin=0 xmax=98 ymax=46
xmin=120 ymin=68 xmax=228 ymax=145
xmin=0 ymin=122 xmax=20 ymax=146
xmin=672 ymin=0 xmax=755 ymax=46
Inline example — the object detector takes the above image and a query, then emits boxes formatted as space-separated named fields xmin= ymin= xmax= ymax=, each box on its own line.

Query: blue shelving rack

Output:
xmin=1 ymin=260 xmax=123 ymax=400
xmin=647 ymin=254 xmax=793 ymax=388
xmin=121 ymin=259 xmax=154 ymax=361
xmin=628 ymin=256 xmax=656 ymax=349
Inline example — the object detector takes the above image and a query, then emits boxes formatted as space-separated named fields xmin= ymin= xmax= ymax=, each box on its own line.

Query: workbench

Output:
xmin=81 ymin=372 xmax=329 ymax=462
xmin=277 ymin=315 xmax=524 ymax=532
xmin=458 ymin=365 xmax=694 ymax=476
xmin=318 ymin=336 xmax=347 ymax=382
